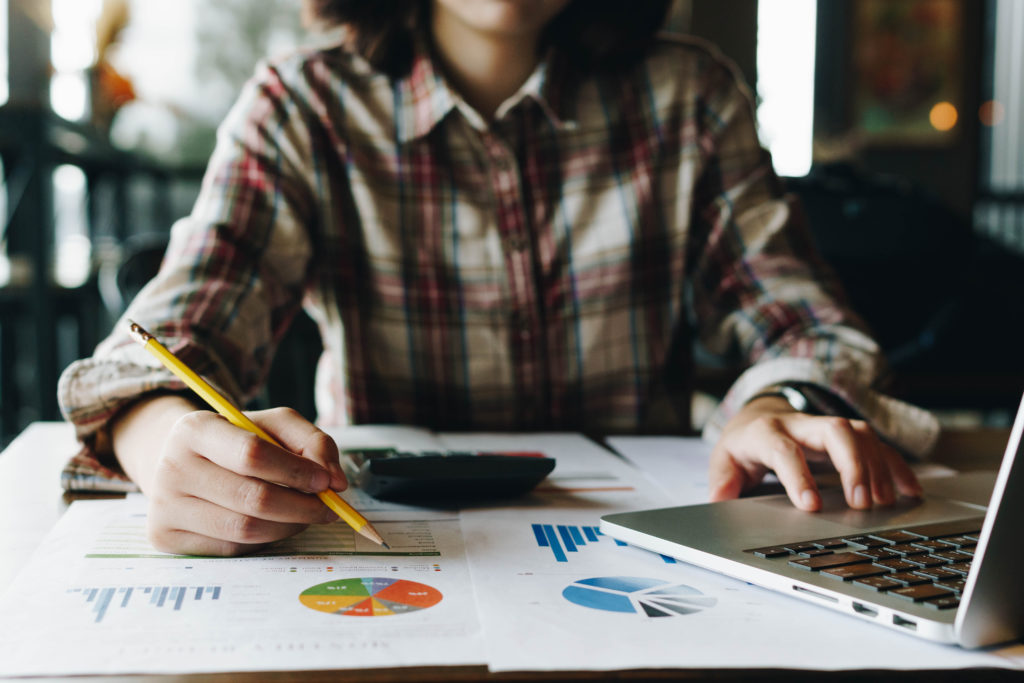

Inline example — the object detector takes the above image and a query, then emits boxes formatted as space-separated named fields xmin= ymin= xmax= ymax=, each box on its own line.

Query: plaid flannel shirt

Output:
xmin=58 ymin=30 xmax=939 ymax=460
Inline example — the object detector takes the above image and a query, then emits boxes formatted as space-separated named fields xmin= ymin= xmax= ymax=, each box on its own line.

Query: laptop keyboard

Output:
xmin=746 ymin=517 xmax=984 ymax=611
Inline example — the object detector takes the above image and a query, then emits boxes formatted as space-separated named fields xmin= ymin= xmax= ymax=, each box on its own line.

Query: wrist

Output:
xmin=111 ymin=393 xmax=201 ymax=491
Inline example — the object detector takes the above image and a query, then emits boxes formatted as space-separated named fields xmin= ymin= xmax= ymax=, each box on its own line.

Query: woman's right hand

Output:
xmin=111 ymin=395 xmax=347 ymax=556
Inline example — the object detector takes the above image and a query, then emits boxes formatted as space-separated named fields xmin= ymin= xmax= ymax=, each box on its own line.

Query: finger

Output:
xmin=708 ymin=448 xmax=749 ymax=502
xmin=150 ymin=495 xmax=310 ymax=547
xmin=880 ymin=443 xmax=923 ymax=498
xmin=786 ymin=417 xmax=871 ymax=509
xmin=850 ymin=421 xmax=894 ymax=506
xmin=247 ymin=408 xmax=347 ymax=491
xmin=169 ymin=453 xmax=338 ymax=524
xmin=751 ymin=421 xmax=821 ymax=512
xmin=180 ymin=412 xmax=331 ymax=493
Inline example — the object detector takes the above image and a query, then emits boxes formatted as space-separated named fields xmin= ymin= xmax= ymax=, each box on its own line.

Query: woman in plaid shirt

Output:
xmin=59 ymin=0 xmax=938 ymax=556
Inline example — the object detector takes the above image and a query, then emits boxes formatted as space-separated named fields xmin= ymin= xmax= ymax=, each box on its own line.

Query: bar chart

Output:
xmin=531 ymin=523 xmax=678 ymax=564
xmin=69 ymin=585 xmax=222 ymax=623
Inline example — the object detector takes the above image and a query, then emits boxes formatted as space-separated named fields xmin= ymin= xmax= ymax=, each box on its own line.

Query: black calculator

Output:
xmin=339 ymin=448 xmax=556 ymax=502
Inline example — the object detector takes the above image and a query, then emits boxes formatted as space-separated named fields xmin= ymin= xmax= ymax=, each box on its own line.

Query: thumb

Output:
xmin=708 ymin=451 xmax=747 ymax=502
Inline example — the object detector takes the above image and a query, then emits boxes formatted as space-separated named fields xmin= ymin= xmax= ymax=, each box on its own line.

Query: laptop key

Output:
xmin=874 ymin=558 xmax=919 ymax=572
xmin=911 ymin=540 xmax=951 ymax=552
xmin=931 ymin=550 xmax=973 ymax=563
xmin=888 ymin=572 xmax=931 ymax=586
xmin=912 ymin=567 xmax=959 ymax=582
xmin=938 ymin=536 xmax=977 ymax=549
xmin=841 ymin=536 xmax=886 ymax=548
xmin=946 ymin=562 xmax=973 ymax=576
xmin=935 ymin=578 xmax=967 ymax=594
xmin=925 ymin=596 xmax=961 ymax=610
xmin=821 ymin=564 xmax=890 ymax=581
xmin=869 ymin=530 xmax=921 ymax=544
xmin=853 ymin=576 xmax=902 ymax=592
xmin=751 ymin=546 xmax=791 ymax=558
xmin=887 ymin=543 xmax=928 ymax=556
xmin=783 ymin=543 xmax=822 ymax=554
xmin=797 ymin=548 xmax=834 ymax=557
xmin=789 ymin=552 xmax=868 ymax=571
xmin=904 ymin=555 xmax=948 ymax=568
xmin=901 ymin=518 xmax=984 ymax=540
xmin=815 ymin=538 xmax=849 ymax=549
xmin=855 ymin=548 xmax=901 ymax=561
xmin=891 ymin=584 xmax=953 ymax=602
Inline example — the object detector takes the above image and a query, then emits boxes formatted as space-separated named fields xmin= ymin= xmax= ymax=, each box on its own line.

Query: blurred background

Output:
xmin=1 ymin=0 xmax=1023 ymax=447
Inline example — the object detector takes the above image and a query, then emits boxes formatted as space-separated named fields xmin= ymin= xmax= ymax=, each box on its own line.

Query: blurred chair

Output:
xmin=787 ymin=163 xmax=1024 ymax=412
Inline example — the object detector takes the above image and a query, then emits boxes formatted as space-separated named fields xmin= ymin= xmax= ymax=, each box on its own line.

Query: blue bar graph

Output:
xmin=541 ymin=525 xmax=566 ymax=562
xmin=532 ymin=524 xmax=606 ymax=563
xmin=557 ymin=525 xmax=577 ymax=552
xmin=70 ymin=585 xmax=222 ymax=623
xmin=532 ymin=524 xmax=683 ymax=564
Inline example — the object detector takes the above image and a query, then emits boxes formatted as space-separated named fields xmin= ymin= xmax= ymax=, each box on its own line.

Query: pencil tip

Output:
xmin=381 ymin=542 xmax=391 ymax=550
xmin=126 ymin=319 xmax=152 ymax=345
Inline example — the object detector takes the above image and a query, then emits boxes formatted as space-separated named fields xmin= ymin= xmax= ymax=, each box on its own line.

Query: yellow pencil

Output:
xmin=126 ymin=319 xmax=389 ymax=549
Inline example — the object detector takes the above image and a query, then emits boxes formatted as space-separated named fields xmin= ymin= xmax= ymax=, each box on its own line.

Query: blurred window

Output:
xmin=1 ymin=0 xmax=7 ymax=284
xmin=977 ymin=0 xmax=1024 ymax=250
xmin=52 ymin=164 xmax=90 ymax=288
xmin=50 ymin=0 xmax=101 ymax=121
xmin=756 ymin=0 xmax=817 ymax=178
xmin=104 ymin=0 xmax=303 ymax=164
xmin=1 ymin=0 xmax=8 ymax=106
xmin=985 ymin=0 xmax=1024 ymax=192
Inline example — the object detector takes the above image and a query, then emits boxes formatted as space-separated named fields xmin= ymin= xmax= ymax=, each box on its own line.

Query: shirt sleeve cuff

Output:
xmin=57 ymin=341 xmax=242 ymax=455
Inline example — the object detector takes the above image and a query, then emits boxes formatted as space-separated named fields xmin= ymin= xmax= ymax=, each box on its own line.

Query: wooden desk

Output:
xmin=0 ymin=423 xmax=1017 ymax=682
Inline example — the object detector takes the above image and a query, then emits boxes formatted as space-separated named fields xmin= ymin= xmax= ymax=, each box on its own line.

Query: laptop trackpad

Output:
xmin=750 ymin=487 xmax=983 ymax=534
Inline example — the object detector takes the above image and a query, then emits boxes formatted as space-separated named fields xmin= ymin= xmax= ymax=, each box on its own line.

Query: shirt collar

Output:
xmin=394 ymin=33 xmax=577 ymax=144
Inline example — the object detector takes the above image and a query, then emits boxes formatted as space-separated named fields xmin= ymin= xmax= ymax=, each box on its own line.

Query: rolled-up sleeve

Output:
xmin=58 ymin=60 xmax=318 ymax=454
xmin=687 ymin=57 xmax=939 ymax=457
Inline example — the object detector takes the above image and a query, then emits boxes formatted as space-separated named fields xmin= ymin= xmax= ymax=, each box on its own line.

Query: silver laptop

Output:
xmin=601 ymin=394 xmax=1024 ymax=648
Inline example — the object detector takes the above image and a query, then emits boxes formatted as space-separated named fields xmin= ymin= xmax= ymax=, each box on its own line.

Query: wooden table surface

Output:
xmin=0 ymin=422 xmax=1018 ymax=683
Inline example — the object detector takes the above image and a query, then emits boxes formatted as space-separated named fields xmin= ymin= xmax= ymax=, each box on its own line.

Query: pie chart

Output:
xmin=299 ymin=577 xmax=443 ymax=617
xmin=563 ymin=576 xmax=716 ymax=617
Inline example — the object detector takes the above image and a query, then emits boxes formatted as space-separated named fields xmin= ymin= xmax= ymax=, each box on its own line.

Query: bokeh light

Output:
xmin=929 ymin=101 xmax=958 ymax=132
xmin=979 ymin=100 xmax=1006 ymax=127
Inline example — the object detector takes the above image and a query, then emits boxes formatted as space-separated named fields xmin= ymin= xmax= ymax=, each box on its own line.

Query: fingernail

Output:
xmin=310 ymin=469 xmax=329 ymax=492
xmin=853 ymin=485 xmax=869 ymax=509
xmin=801 ymin=489 xmax=818 ymax=510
